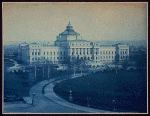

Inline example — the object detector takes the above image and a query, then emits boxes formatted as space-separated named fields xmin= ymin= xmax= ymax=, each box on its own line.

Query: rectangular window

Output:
xmin=51 ymin=52 xmax=52 ymax=55
xmin=47 ymin=52 xmax=49 ymax=55
xmin=35 ymin=52 xmax=37 ymax=55
xmin=100 ymin=51 xmax=102 ymax=54
xmin=61 ymin=52 xmax=62 ymax=55
xmin=72 ymin=52 xmax=73 ymax=55
xmin=38 ymin=52 xmax=40 ymax=55
xmin=103 ymin=51 xmax=105 ymax=54
xmin=106 ymin=51 xmax=107 ymax=54
xmin=64 ymin=52 xmax=65 ymax=55
xmin=32 ymin=52 xmax=34 ymax=55
xmin=54 ymin=52 xmax=55 ymax=55
xmin=109 ymin=51 xmax=110 ymax=54
xmin=44 ymin=52 xmax=45 ymax=55
xmin=57 ymin=57 xmax=59 ymax=59
xmin=90 ymin=49 xmax=92 ymax=54
xmin=112 ymin=51 xmax=113 ymax=54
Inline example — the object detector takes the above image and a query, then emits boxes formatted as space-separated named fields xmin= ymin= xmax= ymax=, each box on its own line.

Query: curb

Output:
xmin=43 ymin=75 xmax=113 ymax=113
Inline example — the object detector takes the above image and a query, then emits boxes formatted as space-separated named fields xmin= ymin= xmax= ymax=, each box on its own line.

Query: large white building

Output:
xmin=18 ymin=22 xmax=129 ymax=66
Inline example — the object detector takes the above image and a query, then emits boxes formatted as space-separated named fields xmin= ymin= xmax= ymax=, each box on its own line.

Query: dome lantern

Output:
xmin=66 ymin=21 xmax=73 ymax=30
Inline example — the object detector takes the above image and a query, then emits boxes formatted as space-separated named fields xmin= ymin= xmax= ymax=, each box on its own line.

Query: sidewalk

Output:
xmin=3 ymin=78 xmax=86 ymax=113
xmin=44 ymin=74 xmax=112 ymax=113
xmin=3 ymin=74 xmax=113 ymax=113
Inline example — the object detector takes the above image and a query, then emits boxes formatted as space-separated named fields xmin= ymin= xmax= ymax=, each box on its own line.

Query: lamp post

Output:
xmin=48 ymin=64 xmax=49 ymax=78
xmin=33 ymin=62 xmax=38 ymax=78
xmin=81 ymin=67 xmax=82 ymax=76
xmin=112 ymin=99 xmax=116 ymax=111
xmin=41 ymin=60 xmax=45 ymax=78
xmin=69 ymin=90 xmax=72 ymax=101
xmin=74 ymin=64 xmax=76 ymax=76
xmin=32 ymin=93 xmax=35 ymax=105
xmin=87 ymin=97 xmax=90 ymax=107
xmin=35 ymin=65 xmax=36 ymax=78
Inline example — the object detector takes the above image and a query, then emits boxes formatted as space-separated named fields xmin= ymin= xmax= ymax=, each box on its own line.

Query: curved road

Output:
xmin=3 ymin=79 xmax=87 ymax=113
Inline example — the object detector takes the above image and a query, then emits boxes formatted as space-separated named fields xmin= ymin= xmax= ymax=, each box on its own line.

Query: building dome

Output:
xmin=59 ymin=21 xmax=80 ymax=36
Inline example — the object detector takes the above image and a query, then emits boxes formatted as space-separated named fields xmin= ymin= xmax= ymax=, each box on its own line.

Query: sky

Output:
xmin=3 ymin=2 xmax=147 ymax=45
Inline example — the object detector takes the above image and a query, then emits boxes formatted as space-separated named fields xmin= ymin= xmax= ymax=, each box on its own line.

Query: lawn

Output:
xmin=53 ymin=69 xmax=147 ymax=113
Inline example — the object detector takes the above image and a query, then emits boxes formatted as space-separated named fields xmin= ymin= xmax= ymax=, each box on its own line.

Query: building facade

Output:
xmin=18 ymin=22 xmax=129 ymax=66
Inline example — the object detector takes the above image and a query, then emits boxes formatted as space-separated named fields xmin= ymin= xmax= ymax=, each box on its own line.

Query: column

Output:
xmin=74 ymin=48 xmax=76 ymax=55
xmin=70 ymin=48 xmax=72 ymax=55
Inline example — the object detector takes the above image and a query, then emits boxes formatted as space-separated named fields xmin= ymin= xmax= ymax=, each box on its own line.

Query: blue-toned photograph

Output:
xmin=2 ymin=2 xmax=147 ymax=114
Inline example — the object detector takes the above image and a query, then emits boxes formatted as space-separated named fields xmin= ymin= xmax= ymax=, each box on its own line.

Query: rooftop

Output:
xmin=60 ymin=22 xmax=80 ymax=35
xmin=67 ymin=39 xmax=91 ymax=42
xmin=31 ymin=42 xmax=38 ymax=45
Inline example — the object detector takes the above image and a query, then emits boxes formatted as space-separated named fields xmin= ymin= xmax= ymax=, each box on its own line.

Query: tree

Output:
xmin=71 ymin=56 xmax=79 ymax=75
xmin=114 ymin=54 xmax=119 ymax=73
xmin=46 ymin=60 xmax=54 ymax=78
xmin=79 ymin=58 xmax=89 ymax=75
xmin=134 ymin=49 xmax=147 ymax=70
xmin=32 ymin=60 xmax=40 ymax=78
xmin=121 ymin=59 xmax=129 ymax=70
xmin=63 ymin=56 xmax=71 ymax=70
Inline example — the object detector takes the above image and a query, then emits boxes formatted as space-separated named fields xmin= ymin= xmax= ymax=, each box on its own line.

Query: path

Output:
xmin=44 ymin=74 xmax=112 ymax=113
xmin=3 ymin=73 xmax=113 ymax=113
xmin=3 ymin=78 xmax=86 ymax=113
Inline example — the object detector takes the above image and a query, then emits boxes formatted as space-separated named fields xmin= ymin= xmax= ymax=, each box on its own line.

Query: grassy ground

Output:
xmin=53 ymin=69 xmax=147 ymax=113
